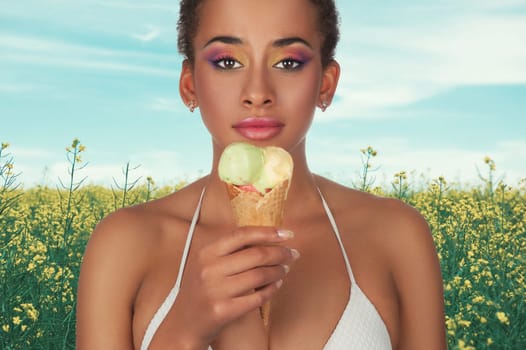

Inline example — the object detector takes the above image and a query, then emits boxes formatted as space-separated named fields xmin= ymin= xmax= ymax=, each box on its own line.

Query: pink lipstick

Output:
xmin=233 ymin=117 xmax=284 ymax=141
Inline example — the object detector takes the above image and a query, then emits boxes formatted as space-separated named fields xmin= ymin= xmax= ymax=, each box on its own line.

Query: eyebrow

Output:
xmin=203 ymin=36 xmax=242 ymax=48
xmin=273 ymin=37 xmax=313 ymax=49
xmin=203 ymin=36 xmax=312 ymax=49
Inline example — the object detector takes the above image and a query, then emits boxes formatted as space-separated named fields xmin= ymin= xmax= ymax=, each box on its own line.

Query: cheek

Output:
xmin=277 ymin=71 xmax=321 ymax=112
xmin=193 ymin=71 xmax=242 ymax=137
xmin=195 ymin=71 xmax=240 ymax=113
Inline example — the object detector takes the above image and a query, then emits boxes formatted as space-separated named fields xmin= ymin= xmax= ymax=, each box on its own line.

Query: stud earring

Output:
xmin=321 ymin=101 xmax=329 ymax=112
xmin=188 ymin=100 xmax=196 ymax=113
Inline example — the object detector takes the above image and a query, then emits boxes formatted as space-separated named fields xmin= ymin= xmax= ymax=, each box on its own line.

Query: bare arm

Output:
xmin=387 ymin=201 xmax=446 ymax=350
xmin=76 ymin=209 xmax=149 ymax=349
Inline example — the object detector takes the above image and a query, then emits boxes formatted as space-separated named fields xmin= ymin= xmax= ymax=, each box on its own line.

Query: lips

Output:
xmin=233 ymin=117 xmax=284 ymax=141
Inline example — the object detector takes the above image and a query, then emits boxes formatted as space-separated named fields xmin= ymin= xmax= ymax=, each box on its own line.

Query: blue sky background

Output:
xmin=1 ymin=0 xmax=525 ymax=188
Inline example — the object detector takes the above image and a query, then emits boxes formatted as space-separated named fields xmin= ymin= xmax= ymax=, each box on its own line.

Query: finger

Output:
xmin=210 ymin=227 xmax=294 ymax=257
xmin=218 ymin=244 xmax=298 ymax=276
xmin=218 ymin=279 xmax=283 ymax=320
xmin=223 ymin=265 xmax=289 ymax=297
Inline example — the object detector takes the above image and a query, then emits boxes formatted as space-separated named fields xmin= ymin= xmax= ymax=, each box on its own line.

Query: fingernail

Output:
xmin=290 ymin=249 xmax=300 ymax=260
xmin=277 ymin=229 xmax=294 ymax=239
xmin=283 ymin=265 xmax=290 ymax=274
xmin=276 ymin=279 xmax=283 ymax=288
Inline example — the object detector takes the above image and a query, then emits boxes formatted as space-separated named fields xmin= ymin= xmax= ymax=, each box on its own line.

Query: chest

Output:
xmin=132 ymin=219 xmax=398 ymax=349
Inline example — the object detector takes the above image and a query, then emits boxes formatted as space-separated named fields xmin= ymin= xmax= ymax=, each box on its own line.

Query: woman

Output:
xmin=76 ymin=0 xmax=446 ymax=349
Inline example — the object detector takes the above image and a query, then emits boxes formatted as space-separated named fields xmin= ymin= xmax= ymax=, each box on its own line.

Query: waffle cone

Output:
xmin=225 ymin=179 xmax=290 ymax=329
xmin=226 ymin=180 xmax=290 ymax=227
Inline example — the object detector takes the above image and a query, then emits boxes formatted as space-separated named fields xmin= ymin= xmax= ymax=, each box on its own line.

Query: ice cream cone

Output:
xmin=225 ymin=180 xmax=290 ymax=329
xmin=219 ymin=142 xmax=293 ymax=330
xmin=226 ymin=180 xmax=289 ymax=227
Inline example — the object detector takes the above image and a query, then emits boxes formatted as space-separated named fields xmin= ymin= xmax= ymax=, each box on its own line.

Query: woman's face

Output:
xmin=181 ymin=0 xmax=338 ymax=155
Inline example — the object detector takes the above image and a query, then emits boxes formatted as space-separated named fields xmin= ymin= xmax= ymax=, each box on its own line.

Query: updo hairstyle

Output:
xmin=177 ymin=0 xmax=340 ymax=68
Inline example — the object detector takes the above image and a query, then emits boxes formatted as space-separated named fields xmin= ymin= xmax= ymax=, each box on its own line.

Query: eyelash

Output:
xmin=273 ymin=57 xmax=305 ymax=70
xmin=211 ymin=56 xmax=243 ymax=70
xmin=210 ymin=56 xmax=306 ymax=71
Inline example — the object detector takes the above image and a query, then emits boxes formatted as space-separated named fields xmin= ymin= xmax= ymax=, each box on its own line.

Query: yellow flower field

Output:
xmin=1 ymin=141 xmax=525 ymax=349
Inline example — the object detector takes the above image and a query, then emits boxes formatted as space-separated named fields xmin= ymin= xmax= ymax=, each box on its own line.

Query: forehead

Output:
xmin=195 ymin=0 xmax=321 ymax=48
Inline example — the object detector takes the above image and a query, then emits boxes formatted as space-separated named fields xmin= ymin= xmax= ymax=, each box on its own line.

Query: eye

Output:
xmin=213 ymin=57 xmax=243 ymax=70
xmin=273 ymin=58 xmax=303 ymax=70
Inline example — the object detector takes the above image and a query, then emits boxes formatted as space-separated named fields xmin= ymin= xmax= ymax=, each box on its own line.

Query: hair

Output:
xmin=177 ymin=0 xmax=340 ymax=68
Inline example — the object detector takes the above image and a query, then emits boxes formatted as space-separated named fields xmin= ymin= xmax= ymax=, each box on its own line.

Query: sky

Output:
xmin=1 ymin=0 xmax=525 ymax=189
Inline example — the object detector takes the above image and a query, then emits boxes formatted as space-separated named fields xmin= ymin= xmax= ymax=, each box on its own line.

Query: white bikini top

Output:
xmin=140 ymin=188 xmax=392 ymax=350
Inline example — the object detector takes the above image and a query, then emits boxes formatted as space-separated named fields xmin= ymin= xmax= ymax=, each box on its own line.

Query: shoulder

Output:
xmin=76 ymin=203 xmax=158 ymax=347
xmin=80 ymin=178 xmax=207 ymax=283
xmin=316 ymin=175 xmax=434 ymax=260
xmin=77 ymin=202 xmax=164 ymax=310
xmin=316 ymin=175 xmax=442 ymax=293
xmin=316 ymin=176 xmax=446 ymax=347
xmin=76 ymin=180 xmax=207 ymax=348
xmin=83 ymin=205 xmax=156 ymax=273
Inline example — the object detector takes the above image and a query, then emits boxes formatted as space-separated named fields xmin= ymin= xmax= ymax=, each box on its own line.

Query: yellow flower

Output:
xmin=486 ymin=279 xmax=494 ymax=286
xmin=480 ymin=316 xmax=487 ymax=324
xmin=43 ymin=266 xmax=56 ymax=280
xmin=496 ymin=311 xmax=510 ymax=325
xmin=487 ymin=338 xmax=493 ymax=345
xmin=21 ymin=325 xmax=27 ymax=331
xmin=457 ymin=339 xmax=476 ymax=350
xmin=2 ymin=324 xmax=9 ymax=332
xmin=445 ymin=318 xmax=456 ymax=330
xmin=12 ymin=316 xmax=21 ymax=325
xmin=21 ymin=303 xmax=39 ymax=321
xmin=458 ymin=320 xmax=471 ymax=327
xmin=54 ymin=267 xmax=63 ymax=280
xmin=472 ymin=296 xmax=484 ymax=304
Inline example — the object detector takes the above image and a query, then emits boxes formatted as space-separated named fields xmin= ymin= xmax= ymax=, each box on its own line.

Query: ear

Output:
xmin=179 ymin=59 xmax=197 ymax=107
xmin=318 ymin=59 xmax=340 ymax=108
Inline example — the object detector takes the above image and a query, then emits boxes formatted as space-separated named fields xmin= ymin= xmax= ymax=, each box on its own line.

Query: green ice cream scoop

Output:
xmin=218 ymin=142 xmax=265 ymax=185
xmin=218 ymin=142 xmax=293 ymax=194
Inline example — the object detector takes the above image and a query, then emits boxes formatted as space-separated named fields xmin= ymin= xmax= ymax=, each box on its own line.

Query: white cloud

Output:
xmin=11 ymin=138 xmax=523 ymax=189
xmin=308 ymin=137 xmax=526 ymax=187
xmin=8 ymin=141 xmax=210 ymax=187
xmin=0 ymin=34 xmax=180 ymax=77
xmin=3 ymin=52 xmax=178 ymax=78
xmin=2 ymin=1 xmax=178 ymax=43
xmin=132 ymin=25 xmax=161 ymax=42
xmin=0 ymin=83 xmax=44 ymax=93
xmin=151 ymin=97 xmax=183 ymax=112
xmin=451 ymin=0 xmax=526 ymax=10
xmin=128 ymin=150 xmax=208 ymax=183
xmin=8 ymin=146 xmax=54 ymax=159
xmin=327 ymin=12 xmax=526 ymax=121
xmin=96 ymin=1 xmax=176 ymax=12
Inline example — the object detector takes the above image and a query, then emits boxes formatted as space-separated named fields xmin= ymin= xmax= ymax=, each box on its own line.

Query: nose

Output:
xmin=241 ymin=66 xmax=275 ymax=108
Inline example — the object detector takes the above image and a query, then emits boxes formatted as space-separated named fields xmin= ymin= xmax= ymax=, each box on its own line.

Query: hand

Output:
xmin=156 ymin=226 xmax=298 ymax=349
